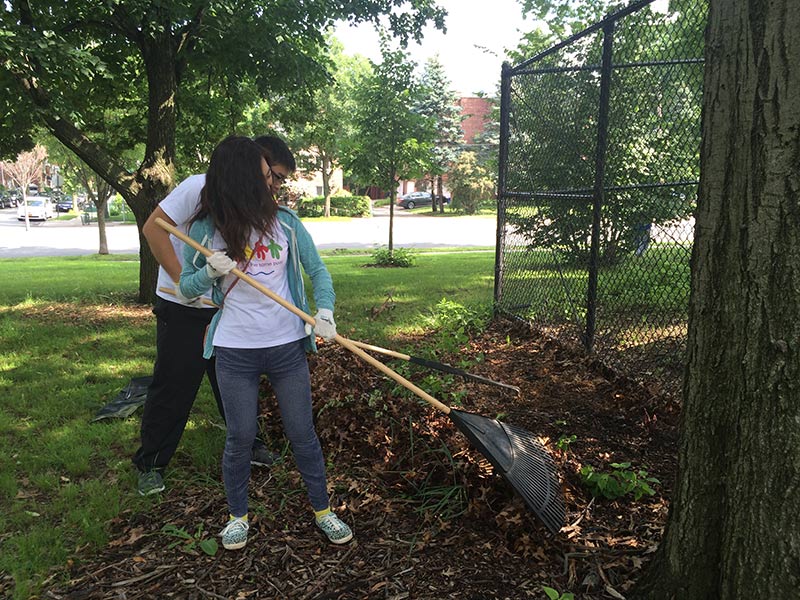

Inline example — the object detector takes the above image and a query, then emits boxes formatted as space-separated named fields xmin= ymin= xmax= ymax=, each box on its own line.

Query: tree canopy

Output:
xmin=290 ymin=37 xmax=372 ymax=217
xmin=0 ymin=0 xmax=445 ymax=300
xmin=504 ymin=0 xmax=704 ymax=263
xmin=415 ymin=56 xmax=462 ymax=211
xmin=346 ymin=37 xmax=435 ymax=251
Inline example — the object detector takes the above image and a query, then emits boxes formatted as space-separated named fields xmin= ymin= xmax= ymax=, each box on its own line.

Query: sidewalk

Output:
xmin=0 ymin=213 xmax=497 ymax=258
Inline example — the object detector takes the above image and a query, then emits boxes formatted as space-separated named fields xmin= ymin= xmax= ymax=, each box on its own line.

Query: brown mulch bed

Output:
xmin=45 ymin=319 xmax=679 ymax=600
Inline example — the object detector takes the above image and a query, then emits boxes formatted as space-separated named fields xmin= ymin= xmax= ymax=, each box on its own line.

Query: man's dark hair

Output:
xmin=254 ymin=135 xmax=296 ymax=172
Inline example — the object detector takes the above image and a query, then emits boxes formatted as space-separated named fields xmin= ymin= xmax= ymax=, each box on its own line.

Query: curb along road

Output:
xmin=0 ymin=209 xmax=497 ymax=258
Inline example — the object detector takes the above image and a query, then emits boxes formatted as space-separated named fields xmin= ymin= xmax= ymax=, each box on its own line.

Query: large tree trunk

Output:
xmin=133 ymin=25 xmax=178 ymax=303
xmin=15 ymin=8 xmax=178 ymax=304
xmin=632 ymin=0 xmax=800 ymax=597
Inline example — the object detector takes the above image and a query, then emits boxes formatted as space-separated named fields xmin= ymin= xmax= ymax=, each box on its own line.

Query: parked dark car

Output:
xmin=54 ymin=197 xmax=75 ymax=212
xmin=396 ymin=191 xmax=450 ymax=209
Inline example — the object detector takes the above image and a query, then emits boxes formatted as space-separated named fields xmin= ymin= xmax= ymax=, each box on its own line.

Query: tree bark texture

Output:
xmin=322 ymin=154 xmax=332 ymax=218
xmin=133 ymin=23 xmax=179 ymax=303
xmin=633 ymin=0 xmax=800 ymax=597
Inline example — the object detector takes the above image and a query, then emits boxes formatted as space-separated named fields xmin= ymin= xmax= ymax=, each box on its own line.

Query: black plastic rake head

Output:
xmin=449 ymin=409 xmax=565 ymax=534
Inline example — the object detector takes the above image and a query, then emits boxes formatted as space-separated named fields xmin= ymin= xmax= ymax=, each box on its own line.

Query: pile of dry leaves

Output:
xmin=46 ymin=319 xmax=679 ymax=600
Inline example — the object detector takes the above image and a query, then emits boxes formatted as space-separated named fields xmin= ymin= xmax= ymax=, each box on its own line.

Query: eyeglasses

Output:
xmin=271 ymin=170 xmax=288 ymax=184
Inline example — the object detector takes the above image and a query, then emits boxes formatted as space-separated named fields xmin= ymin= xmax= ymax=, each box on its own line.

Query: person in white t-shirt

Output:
xmin=132 ymin=137 xmax=296 ymax=497
xmin=179 ymin=136 xmax=352 ymax=550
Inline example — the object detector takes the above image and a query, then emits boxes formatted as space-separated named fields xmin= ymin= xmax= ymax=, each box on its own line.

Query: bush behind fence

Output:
xmin=297 ymin=195 xmax=372 ymax=218
xmin=496 ymin=0 xmax=705 ymax=394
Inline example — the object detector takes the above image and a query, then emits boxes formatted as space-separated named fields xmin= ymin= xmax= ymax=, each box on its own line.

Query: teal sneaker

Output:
xmin=220 ymin=517 xmax=249 ymax=550
xmin=137 ymin=470 xmax=164 ymax=496
xmin=316 ymin=512 xmax=353 ymax=545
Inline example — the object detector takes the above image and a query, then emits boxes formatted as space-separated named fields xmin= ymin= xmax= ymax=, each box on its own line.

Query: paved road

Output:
xmin=0 ymin=207 xmax=497 ymax=258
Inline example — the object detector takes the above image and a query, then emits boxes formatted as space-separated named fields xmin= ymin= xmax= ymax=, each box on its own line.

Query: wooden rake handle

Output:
xmin=158 ymin=287 xmax=518 ymax=394
xmin=154 ymin=217 xmax=451 ymax=414
xmin=346 ymin=339 xmax=521 ymax=395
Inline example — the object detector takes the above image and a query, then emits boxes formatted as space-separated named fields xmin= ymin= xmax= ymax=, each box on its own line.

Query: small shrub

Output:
xmin=297 ymin=195 xmax=371 ymax=218
xmin=161 ymin=524 xmax=218 ymax=556
xmin=542 ymin=586 xmax=574 ymax=600
xmin=556 ymin=434 xmax=576 ymax=452
xmin=448 ymin=151 xmax=495 ymax=215
xmin=422 ymin=299 xmax=491 ymax=352
xmin=369 ymin=246 xmax=416 ymax=268
xmin=580 ymin=462 xmax=659 ymax=501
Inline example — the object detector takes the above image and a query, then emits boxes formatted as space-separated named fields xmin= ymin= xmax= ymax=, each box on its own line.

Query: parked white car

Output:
xmin=17 ymin=197 xmax=54 ymax=221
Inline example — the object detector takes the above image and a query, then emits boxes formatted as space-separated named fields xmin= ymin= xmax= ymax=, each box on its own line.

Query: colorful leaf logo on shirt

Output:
xmin=252 ymin=240 xmax=269 ymax=260
xmin=266 ymin=239 xmax=283 ymax=259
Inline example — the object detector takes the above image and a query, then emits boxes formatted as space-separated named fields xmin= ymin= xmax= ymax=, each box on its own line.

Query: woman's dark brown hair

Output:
xmin=193 ymin=135 xmax=277 ymax=261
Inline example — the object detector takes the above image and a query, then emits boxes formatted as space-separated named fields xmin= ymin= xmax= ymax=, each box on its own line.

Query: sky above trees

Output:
xmin=335 ymin=0 xmax=530 ymax=96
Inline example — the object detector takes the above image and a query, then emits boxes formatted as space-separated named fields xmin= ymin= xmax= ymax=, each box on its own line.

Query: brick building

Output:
xmin=458 ymin=96 xmax=492 ymax=145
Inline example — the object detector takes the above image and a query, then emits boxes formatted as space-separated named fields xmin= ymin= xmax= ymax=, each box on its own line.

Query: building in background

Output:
xmin=458 ymin=96 xmax=492 ymax=146
xmin=397 ymin=96 xmax=493 ymax=199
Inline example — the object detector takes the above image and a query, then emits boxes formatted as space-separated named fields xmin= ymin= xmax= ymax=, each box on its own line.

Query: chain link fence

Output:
xmin=495 ymin=0 xmax=705 ymax=393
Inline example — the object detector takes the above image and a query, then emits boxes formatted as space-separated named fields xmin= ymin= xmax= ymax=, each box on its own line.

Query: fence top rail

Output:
xmin=500 ymin=180 xmax=700 ymax=199
xmin=511 ymin=56 xmax=705 ymax=77
xmin=508 ymin=0 xmax=657 ymax=73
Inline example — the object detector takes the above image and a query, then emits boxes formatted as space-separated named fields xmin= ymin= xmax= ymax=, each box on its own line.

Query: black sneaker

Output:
xmin=251 ymin=444 xmax=281 ymax=467
xmin=137 ymin=470 xmax=165 ymax=496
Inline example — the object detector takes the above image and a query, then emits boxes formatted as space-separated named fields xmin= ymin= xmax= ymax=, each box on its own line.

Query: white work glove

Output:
xmin=304 ymin=308 xmax=337 ymax=341
xmin=206 ymin=251 xmax=236 ymax=279
xmin=171 ymin=282 xmax=203 ymax=308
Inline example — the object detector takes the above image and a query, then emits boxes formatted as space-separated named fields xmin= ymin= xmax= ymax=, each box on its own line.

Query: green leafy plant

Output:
xmin=542 ymin=585 xmax=574 ymax=600
xmin=370 ymin=246 xmax=417 ymax=268
xmin=419 ymin=372 xmax=467 ymax=406
xmin=160 ymin=524 xmax=218 ymax=556
xmin=580 ymin=462 xmax=659 ymax=501
xmin=422 ymin=298 xmax=491 ymax=353
xmin=365 ymin=388 xmax=390 ymax=418
xmin=297 ymin=195 xmax=372 ymax=218
xmin=556 ymin=434 xmax=576 ymax=452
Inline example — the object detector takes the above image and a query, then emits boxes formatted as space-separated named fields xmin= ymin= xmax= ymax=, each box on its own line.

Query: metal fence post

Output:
xmin=494 ymin=62 xmax=513 ymax=312
xmin=585 ymin=21 xmax=616 ymax=353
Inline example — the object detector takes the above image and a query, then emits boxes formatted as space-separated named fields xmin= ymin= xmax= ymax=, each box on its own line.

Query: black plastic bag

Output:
xmin=92 ymin=376 xmax=152 ymax=422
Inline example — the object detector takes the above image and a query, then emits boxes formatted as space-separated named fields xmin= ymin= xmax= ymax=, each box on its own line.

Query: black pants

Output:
xmin=133 ymin=298 xmax=225 ymax=473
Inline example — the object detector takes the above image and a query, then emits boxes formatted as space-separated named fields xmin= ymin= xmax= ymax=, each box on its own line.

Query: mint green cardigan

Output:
xmin=179 ymin=206 xmax=335 ymax=358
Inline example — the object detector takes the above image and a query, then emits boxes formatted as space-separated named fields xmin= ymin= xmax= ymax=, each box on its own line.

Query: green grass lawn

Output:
xmin=0 ymin=244 xmax=687 ymax=597
xmin=0 ymin=250 xmax=495 ymax=598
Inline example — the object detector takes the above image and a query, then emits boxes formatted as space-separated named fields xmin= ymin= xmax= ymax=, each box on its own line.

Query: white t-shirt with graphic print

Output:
xmin=155 ymin=174 xmax=215 ymax=306
xmin=211 ymin=225 xmax=306 ymax=350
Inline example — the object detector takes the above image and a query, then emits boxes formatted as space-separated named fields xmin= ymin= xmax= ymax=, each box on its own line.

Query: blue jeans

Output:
xmin=215 ymin=340 xmax=329 ymax=517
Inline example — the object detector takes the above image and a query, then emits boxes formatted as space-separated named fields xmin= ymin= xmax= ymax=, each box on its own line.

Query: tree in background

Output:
xmin=632 ymin=0 xmax=800 ymax=596
xmin=518 ymin=0 xmax=624 ymax=39
xmin=504 ymin=0 xmax=704 ymax=264
xmin=44 ymin=134 xmax=140 ymax=254
xmin=447 ymin=151 xmax=494 ymax=215
xmin=346 ymin=38 xmax=434 ymax=255
xmin=416 ymin=56 xmax=462 ymax=212
xmin=0 ymin=0 xmax=445 ymax=301
xmin=291 ymin=38 xmax=372 ymax=217
xmin=3 ymin=145 xmax=47 ymax=231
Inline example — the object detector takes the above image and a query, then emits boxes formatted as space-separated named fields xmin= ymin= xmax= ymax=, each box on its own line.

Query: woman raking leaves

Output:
xmin=179 ymin=136 xmax=351 ymax=551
